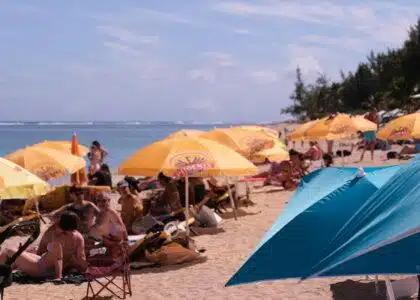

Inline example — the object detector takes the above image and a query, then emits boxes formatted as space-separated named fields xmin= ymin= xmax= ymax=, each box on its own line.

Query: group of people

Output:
xmin=0 ymin=169 xmax=233 ymax=279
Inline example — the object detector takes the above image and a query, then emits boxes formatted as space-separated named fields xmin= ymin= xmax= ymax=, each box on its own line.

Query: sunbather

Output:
xmin=0 ymin=212 xmax=86 ymax=279
xmin=399 ymin=139 xmax=420 ymax=157
xmin=89 ymin=192 xmax=128 ymax=242
xmin=38 ymin=186 xmax=100 ymax=255
xmin=149 ymin=173 xmax=183 ymax=220
xmin=117 ymin=180 xmax=143 ymax=234
xmin=257 ymin=149 xmax=304 ymax=190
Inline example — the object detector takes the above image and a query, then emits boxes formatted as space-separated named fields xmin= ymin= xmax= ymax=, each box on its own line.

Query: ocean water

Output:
xmin=0 ymin=121 xmax=241 ymax=169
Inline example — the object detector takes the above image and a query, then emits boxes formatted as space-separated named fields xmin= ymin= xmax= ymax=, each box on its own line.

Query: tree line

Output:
xmin=282 ymin=19 xmax=420 ymax=121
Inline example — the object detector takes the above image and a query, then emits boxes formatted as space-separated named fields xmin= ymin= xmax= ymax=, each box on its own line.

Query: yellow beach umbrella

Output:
xmin=5 ymin=146 xmax=86 ymax=181
xmin=119 ymin=137 xmax=257 ymax=177
xmin=252 ymin=141 xmax=290 ymax=164
xmin=351 ymin=116 xmax=377 ymax=132
xmin=377 ymin=112 xmax=420 ymax=140
xmin=305 ymin=114 xmax=367 ymax=140
xmin=237 ymin=126 xmax=279 ymax=138
xmin=0 ymin=157 xmax=49 ymax=199
xmin=166 ymin=129 xmax=205 ymax=139
xmin=34 ymin=140 xmax=89 ymax=156
xmin=200 ymin=128 xmax=275 ymax=158
xmin=287 ymin=119 xmax=319 ymax=141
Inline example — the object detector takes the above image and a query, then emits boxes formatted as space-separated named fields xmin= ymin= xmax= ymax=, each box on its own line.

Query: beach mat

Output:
xmin=11 ymin=271 xmax=86 ymax=285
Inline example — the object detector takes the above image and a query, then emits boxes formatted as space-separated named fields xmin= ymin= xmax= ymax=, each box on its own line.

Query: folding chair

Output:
xmin=85 ymin=241 xmax=132 ymax=299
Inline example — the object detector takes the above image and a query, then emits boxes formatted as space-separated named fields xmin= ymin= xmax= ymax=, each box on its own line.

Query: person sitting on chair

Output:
xmin=89 ymin=192 xmax=128 ymax=242
xmin=149 ymin=173 xmax=183 ymax=221
xmin=117 ymin=180 xmax=143 ymax=235
xmin=0 ymin=212 xmax=86 ymax=279
xmin=37 ymin=186 xmax=100 ymax=255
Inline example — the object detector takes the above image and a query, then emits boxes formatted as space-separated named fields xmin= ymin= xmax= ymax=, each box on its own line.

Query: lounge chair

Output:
xmin=0 ymin=215 xmax=40 ymax=300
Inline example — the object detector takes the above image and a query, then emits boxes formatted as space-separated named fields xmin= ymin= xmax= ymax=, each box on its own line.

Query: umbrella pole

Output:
xmin=226 ymin=177 xmax=237 ymax=220
xmin=184 ymin=176 xmax=190 ymax=237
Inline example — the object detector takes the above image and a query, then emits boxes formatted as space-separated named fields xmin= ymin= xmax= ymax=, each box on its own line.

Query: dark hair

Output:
xmin=157 ymin=172 xmax=171 ymax=183
xmin=124 ymin=176 xmax=140 ymax=192
xmin=323 ymin=153 xmax=334 ymax=167
xmin=100 ymin=164 xmax=111 ymax=174
xmin=289 ymin=149 xmax=299 ymax=156
xmin=92 ymin=140 xmax=101 ymax=147
xmin=59 ymin=211 xmax=79 ymax=231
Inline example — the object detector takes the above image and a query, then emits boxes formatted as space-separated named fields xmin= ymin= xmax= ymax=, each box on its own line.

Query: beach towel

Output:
xmin=145 ymin=242 xmax=202 ymax=266
xmin=11 ymin=270 xmax=86 ymax=285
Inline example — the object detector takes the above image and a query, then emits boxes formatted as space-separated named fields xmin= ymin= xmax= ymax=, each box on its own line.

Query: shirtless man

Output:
xmin=117 ymin=180 xmax=143 ymax=234
xmin=360 ymin=107 xmax=379 ymax=161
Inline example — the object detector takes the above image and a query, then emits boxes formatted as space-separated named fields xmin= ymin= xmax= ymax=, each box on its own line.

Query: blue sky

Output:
xmin=0 ymin=1 xmax=419 ymax=122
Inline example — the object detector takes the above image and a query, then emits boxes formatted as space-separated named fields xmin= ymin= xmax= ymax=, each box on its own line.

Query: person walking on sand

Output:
xmin=360 ymin=107 xmax=379 ymax=161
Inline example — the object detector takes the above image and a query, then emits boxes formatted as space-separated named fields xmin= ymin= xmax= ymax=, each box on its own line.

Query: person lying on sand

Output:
xmin=399 ymin=139 xmax=420 ymax=158
xmin=117 ymin=180 xmax=143 ymax=234
xmin=1 ymin=212 xmax=87 ymax=279
xmin=254 ymin=149 xmax=304 ymax=190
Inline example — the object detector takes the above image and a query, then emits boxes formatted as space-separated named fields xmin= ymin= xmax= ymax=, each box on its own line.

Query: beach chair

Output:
xmin=0 ymin=215 xmax=40 ymax=300
xmin=385 ymin=275 xmax=420 ymax=300
xmin=85 ymin=241 xmax=132 ymax=299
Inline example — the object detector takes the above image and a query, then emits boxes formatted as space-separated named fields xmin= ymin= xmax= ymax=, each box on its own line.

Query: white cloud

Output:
xmin=284 ymin=44 xmax=323 ymax=78
xmin=232 ymin=28 xmax=252 ymax=35
xmin=212 ymin=1 xmax=420 ymax=46
xmin=301 ymin=35 xmax=366 ymax=53
xmin=103 ymin=41 xmax=142 ymax=56
xmin=201 ymin=52 xmax=235 ymax=67
xmin=187 ymin=69 xmax=215 ymax=82
xmin=249 ymin=70 xmax=278 ymax=84
xmin=96 ymin=25 xmax=159 ymax=45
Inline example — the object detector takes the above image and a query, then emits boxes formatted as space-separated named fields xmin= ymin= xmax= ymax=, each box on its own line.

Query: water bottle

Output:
xmin=356 ymin=167 xmax=365 ymax=178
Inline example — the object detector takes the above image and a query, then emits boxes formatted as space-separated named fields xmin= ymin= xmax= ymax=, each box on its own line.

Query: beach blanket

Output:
xmin=11 ymin=271 xmax=86 ymax=285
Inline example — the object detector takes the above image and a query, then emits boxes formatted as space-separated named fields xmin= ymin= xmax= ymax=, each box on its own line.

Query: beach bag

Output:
xmin=145 ymin=242 xmax=200 ymax=266
xmin=387 ymin=151 xmax=398 ymax=159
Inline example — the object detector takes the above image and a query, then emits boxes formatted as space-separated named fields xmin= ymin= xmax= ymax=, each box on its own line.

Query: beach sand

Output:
xmin=3 ymin=141 xmax=408 ymax=300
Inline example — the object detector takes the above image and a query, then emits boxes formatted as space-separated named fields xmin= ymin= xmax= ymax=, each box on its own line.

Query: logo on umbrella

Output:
xmin=32 ymin=164 xmax=65 ymax=181
xmin=331 ymin=125 xmax=350 ymax=134
xmin=170 ymin=153 xmax=215 ymax=178
xmin=390 ymin=126 xmax=409 ymax=138
xmin=241 ymin=137 xmax=271 ymax=154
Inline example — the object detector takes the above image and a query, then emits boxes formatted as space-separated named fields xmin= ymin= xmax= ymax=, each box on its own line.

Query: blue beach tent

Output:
xmin=302 ymin=159 xmax=420 ymax=279
xmin=226 ymin=165 xmax=401 ymax=286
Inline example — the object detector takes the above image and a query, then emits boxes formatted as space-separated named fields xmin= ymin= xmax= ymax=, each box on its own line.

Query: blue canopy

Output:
xmin=304 ymin=160 xmax=420 ymax=279
xmin=226 ymin=165 xmax=401 ymax=286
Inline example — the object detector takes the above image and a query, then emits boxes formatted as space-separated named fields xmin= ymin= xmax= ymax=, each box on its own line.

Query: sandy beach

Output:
xmin=3 ymin=140 xmax=407 ymax=300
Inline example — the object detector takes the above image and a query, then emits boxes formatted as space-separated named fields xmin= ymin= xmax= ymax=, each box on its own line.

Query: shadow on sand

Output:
xmin=330 ymin=279 xmax=388 ymax=300
xmin=219 ymin=208 xmax=261 ymax=220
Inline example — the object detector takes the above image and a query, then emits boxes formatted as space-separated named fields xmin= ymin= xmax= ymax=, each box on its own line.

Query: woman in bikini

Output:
xmin=89 ymin=192 xmax=128 ymax=242
xmin=0 ymin=212 xmax=86 ymax=279
xmin=37 ymin=186 xmax=99 ymax=255
xmin=88 ymin=141 xmax=108 ymax=175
